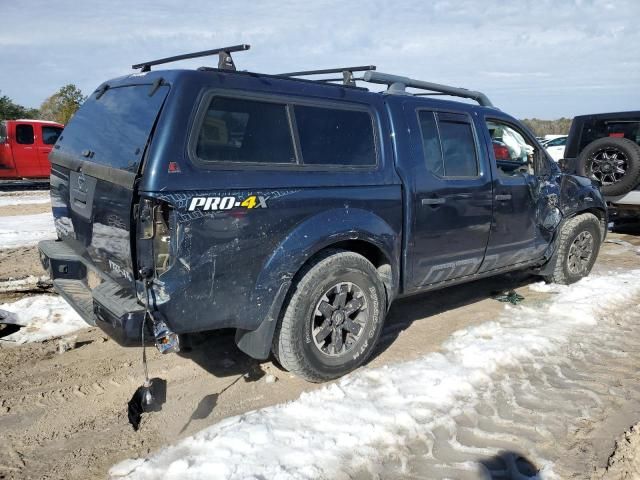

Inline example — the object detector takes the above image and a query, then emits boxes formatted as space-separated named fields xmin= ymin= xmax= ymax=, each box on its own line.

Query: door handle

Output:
xmin=422 ymin=198 xmax=446 ymax=206
xmin=450 ymin=193 xmax=472 ymax=200
xmin=495 ymin=194 xmax=512 ymax=201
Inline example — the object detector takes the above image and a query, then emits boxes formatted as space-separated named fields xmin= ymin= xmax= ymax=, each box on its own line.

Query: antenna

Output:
xmin=132 ymin=44 xmax=250 ymax=72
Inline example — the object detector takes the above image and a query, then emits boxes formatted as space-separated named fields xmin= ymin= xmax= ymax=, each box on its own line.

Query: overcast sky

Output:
xmin=1 ymin=0 xmax=638 ymax=118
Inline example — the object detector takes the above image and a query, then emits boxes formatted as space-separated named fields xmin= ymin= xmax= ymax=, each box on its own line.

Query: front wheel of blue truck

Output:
xmin=273 ymin=249 xmax=387 ymax=383
xmin=543 ymin=213 xmax=603 ymax=285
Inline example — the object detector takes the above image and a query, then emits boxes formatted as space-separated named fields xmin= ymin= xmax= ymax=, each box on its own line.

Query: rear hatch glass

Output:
xmin=50 ymin=83 xmax=169 ymax=288
xmin=57 ymin=84 xmax=169 ymax=173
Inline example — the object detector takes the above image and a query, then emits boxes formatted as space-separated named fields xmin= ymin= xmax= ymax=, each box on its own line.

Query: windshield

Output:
xmin=54 ymin=84 xmax=169 ymax=172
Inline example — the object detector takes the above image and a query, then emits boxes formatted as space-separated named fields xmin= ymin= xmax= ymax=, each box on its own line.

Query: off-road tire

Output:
xmin=543 ymin=213 xmax=602 ymax=285
xmin=273 ymin=249 xmax=386 ymax=383
xmin=577 ymin=137 xmax=640 ymax=196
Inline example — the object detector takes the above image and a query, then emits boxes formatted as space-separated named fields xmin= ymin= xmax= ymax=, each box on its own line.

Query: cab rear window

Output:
xmin=193 ymin=95 xmax=377 ymax=168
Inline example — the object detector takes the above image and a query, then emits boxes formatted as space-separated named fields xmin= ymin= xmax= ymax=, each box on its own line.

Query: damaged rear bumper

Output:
xmin=38 ymin=240 xmax=145 ymax=345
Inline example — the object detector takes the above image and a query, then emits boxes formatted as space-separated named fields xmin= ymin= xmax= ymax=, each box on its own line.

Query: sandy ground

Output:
xmin=0 ymin=247 xmax=45 ymax=283
xmin=0 ymin=198 xmax=50 ymax=284
xmin=0 ymin=198 xmax=639 ymax=479
xmin=595 ymin=422 xmax=640 ymax=480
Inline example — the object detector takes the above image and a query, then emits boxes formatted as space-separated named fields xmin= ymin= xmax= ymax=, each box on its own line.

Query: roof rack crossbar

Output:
xmin=278 ymin=65 xmax=376 ymax=77
xmin=363 ymin=71 xmax=494 ymax=107
xmin=278 ymin=65 xmax=376 ymax=86
xmin=132 ymin=44 xmax=250 ymax=72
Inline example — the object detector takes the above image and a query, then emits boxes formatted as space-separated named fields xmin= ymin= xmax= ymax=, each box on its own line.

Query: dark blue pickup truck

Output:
xmin=39 ymin=46 xmax=606 ymax=382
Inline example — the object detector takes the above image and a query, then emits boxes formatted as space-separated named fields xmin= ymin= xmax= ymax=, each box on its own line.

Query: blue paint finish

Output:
xmin=148 ymin=187 xmax=402 ymax=335
xmin=39 ymin=66 xmax=606 ymax=359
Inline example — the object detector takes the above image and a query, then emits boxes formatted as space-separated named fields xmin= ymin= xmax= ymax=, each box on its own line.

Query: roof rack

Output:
xmin=362 ymin=71 xmax=494 ymax=107
xmin=132 ymin=44 xmax=250 ymax=72
xmin=278 ymin=65 xmax=376 ymax=86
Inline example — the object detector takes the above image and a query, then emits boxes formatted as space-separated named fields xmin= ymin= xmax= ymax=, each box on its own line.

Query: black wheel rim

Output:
xmin=567 ymin=231 xmax=594 ymax=275
xmin=587 ymin=148 xmax=628 ymax=185
xmin=311 ymin=282 xmax=368 ymax=357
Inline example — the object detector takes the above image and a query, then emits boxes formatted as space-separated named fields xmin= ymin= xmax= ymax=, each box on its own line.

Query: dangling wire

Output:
xmin=141 ymin=280 xmax=153 ymax=386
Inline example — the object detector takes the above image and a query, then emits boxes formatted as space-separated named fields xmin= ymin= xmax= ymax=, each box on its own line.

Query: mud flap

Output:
xmin=235 ymin=280 xmax=291 ymax=359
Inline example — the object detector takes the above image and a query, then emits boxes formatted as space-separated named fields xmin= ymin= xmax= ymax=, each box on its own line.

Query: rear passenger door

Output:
xmin=12 ymin=123 xmax=39 ymax=177
xmin=402 ymin=104 xmax=493 ymax=291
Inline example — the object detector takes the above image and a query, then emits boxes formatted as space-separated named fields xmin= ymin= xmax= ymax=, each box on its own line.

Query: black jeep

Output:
xmin=562 ymin=111 xmax=640 ymax=221
xmin=38 ymin=45 xmax=606 ymax=382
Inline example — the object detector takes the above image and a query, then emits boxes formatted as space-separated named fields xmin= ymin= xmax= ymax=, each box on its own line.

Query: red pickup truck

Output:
xmin=0 ymin=119 xmax=64 ymax=179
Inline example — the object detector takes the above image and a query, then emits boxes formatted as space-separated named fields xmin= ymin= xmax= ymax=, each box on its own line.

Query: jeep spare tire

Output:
xmin=577 ymin=137 xmax=640 ymax=196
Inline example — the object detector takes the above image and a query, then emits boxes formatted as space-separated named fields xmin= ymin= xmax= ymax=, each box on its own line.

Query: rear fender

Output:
xmin=235 ymin=208 xmax=400 ymax=359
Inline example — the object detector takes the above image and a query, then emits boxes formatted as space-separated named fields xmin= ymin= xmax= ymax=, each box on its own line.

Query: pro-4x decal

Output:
xmin=187 ymin=195 xmax=268 ymax=212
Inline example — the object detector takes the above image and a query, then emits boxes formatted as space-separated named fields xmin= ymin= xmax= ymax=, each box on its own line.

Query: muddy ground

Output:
xmin=0 ymin=200 xmax=639 ymax=479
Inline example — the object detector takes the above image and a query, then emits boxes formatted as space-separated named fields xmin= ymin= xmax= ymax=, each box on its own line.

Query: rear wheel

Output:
xmin=543 ymin=213 xmax=602 ymax=285
xmin=273 ymin=250 xmax=386 ymax=382
xmin=577 ymin=137 xmax=640 ymax=196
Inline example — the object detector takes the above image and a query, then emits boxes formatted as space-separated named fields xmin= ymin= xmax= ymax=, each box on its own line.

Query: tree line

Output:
xmin=520 ymin=118 xmax=573 ymax=137
xmin=0 ymin=84 xmax=85 ymax=124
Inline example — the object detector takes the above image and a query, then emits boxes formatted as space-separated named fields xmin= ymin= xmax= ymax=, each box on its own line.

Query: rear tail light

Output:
xmin=153 ymin=202 xmax=175 ymax=275
xmin=138 ymin=198 xmax=176 ymax=277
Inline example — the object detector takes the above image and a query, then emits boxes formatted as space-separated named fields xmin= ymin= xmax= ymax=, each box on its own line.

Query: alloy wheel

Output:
xmin=588 ymin=148 xmax=628 ymax=185
xmin=567 ymin=231 xmax=594 ymax=275
xmin=311 ymin=282 xmax=368 ymax=357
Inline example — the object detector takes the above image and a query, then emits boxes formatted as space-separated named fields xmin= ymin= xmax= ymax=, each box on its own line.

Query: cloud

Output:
xmin=0 ymin=0 xmax=638 ymax=117
xmin=481 ymin=72 xmax=552 ymax=78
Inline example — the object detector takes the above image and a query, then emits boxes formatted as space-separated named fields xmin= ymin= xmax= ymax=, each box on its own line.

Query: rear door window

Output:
xmin=417 ymin=111 xmax=444 ymax=176
xmin=417 ymin=111 xmax=479 ymax=178
xmin=42 ymin=126 xmax=63 ymax=145
xmin=438 ymin=117 xmax=478 ymax=177
xmin=16 ymin=124 xmax=34 ymax=144
xmin=195 ymin=97 xmax=296 ymax=165
xmin=293 ymin=105 xmax=376 ymax=166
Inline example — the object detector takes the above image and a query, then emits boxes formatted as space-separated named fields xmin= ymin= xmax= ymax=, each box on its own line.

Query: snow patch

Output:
xmin=0 ymin=295 xmax=88 ymax=343
xmin=0 ymin=191 xmax=50 ymax=207
xmin=0 ymin=213 xmax=56 ymax=249
xmin=110 ymin=270 xmax=640 ymax=480
xmin=528 ymin=281 xmax=564 ymax=293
